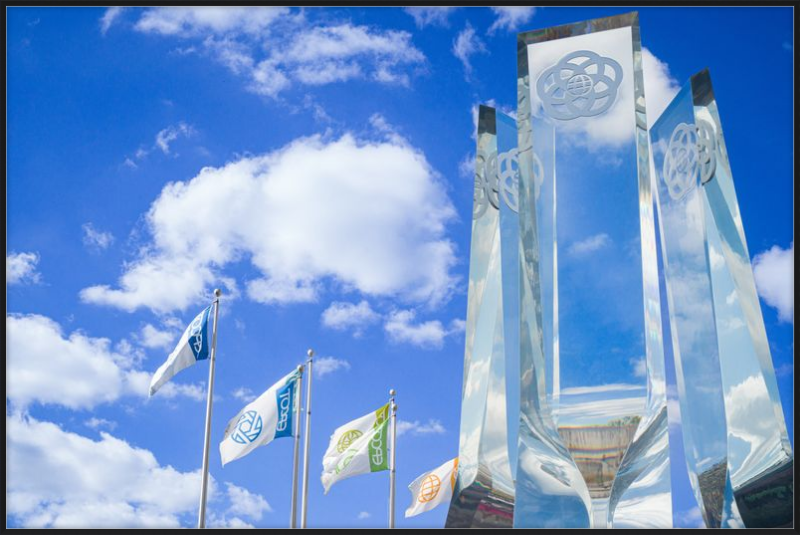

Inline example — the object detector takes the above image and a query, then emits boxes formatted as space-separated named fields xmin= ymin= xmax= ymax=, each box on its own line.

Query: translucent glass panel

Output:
xmin=651 ymin=69 xmax=793 ymax=528
xmin=516 ymin=12 xmax=670 ymax=528
xmin=446 ymin=106 xmax=517 ymax=528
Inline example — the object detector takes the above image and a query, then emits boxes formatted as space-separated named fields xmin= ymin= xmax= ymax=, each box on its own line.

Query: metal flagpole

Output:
xmin=300 ymin=349 xmax=314 ymax=529
xmin=198 ymin=288 xmax=222 ymax=529
xmin=290 ymin=364 xmax=304 ymax=528
xmin=389 ymin=389 xmax=397 ymax=529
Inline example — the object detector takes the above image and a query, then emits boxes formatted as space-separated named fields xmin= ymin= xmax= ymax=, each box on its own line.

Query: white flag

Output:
xmin=321 ymin=403 xmax=390 ymax=494
xmin=220 ymin=368 xmax=301 ymax=466
xmin=149 ymin=306 xmax=212 ymax=397
xmin=405 ymin=458 xmax=458 ymax=518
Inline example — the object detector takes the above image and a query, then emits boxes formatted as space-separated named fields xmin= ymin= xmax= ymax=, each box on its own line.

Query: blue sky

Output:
xmin=6 ymin=6 xmax=793 ymax=529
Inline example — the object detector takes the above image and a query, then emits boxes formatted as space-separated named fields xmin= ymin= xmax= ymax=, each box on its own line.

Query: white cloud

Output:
xmin=489 ymin=7 xmax=537 ymax=33
xmin=752 ymin=242 xmax=793 ymax=322
xmin=224 ymin=483 xmax=272 ymax=521
xmin=404 ymin=7 xmax=457 ymax=28
xmin=458 ymin=151 xmax=475 ymax=179
xmin=556 ymin=396 xmax=645 ymax=426
xmin=82 ymin=132 xmax=457 ymax=314
xmin=135 ymin=7 xmax=288 ymax=37
xmin=630 ymin=356 xmax=647 ymax=378
xmin=567 ymin=233 xmax=610 ymax=255
xmin=396 ymin=419 xmax=446 ymax=437
xmin=7 ymin=314 xmax=202 ymax=410
xmin=560 ymin=383 xmax=644 ymax=396
xmin=232 ymin=387 xmax=256 ymax=403
xmin=82 ymin=223 xmax=115 ymax=252
xmin=137 ymin=323 xmax=177 ymax=350
xmin=134 ymin=10 xmax=426 ymax=98
xmin=313 ymin=356 xmax=351 ymax=379
xmin=384 ymin=309 xmax=463 ymax=349
xmin=452 ymin=23 xmax=487 ymax=77
xmin=321 ymin=300 xmax=380 ymax=336
xmin=100 ymin=7 xmax=125 ymax=35
xmin=85 ymin=418 xmax=118 ymax=432
xmin=642 ymin=47 xmax=682 ymax=128
xmin=674 ymin=506 xmax=705 ymax=529
xmin=7 ymin=252 xmax=41 ymax=285
xmin=7 ymin=413 xmax=268 ymax=528
xmin=155 ymin=122 xmax=195 ymax=155
xmin=357 ymin=511 xmax=371 ymax=520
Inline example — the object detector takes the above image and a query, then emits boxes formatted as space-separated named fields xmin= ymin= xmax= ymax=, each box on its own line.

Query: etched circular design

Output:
xmin=696 ymin=119 xmax=717 ymax=184
xmin=497 ymin=148 xmax=520 ymax=213
xmin=231 ymin=410 xmax=263 ymax=444
xmin=336 ymin=429 xmax=363 ymax=453
xmin=537 ymin=50 xmax=623 ymax=121
xmin=662 ymin=123 xmax=699 ymax=201
xmin=418 ymin=474 xmax=441 ymax=503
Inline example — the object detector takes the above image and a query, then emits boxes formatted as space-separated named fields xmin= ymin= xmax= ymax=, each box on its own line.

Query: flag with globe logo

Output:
xmin=405 ymin=458 xmax=458 ymax=518
xmin=219 ymin=368 xmax=301 ymax=466
xmin=321 ymin=403 xmax=390 ymax=494
xmin=149 ymin=306 xmax=212 ymax=397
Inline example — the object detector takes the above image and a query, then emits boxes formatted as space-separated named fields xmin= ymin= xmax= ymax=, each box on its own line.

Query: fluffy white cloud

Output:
xmin=224 ymin=483 xmax=272 ymax=521
xmin=752 ymin=242 xmax=793 ymax=322
xmin=396 ymin=419 xmax=446 ymax=437
xmin=567 ymin=233 xmax=610 ymax=255
xmin=404 ymin=7 xmax=457 ymax=28
xmin=7 ymin=251 xmax=41 ymax=284
xmin=7 ymin=314 xmax=202 ymax=410
xmin=137 ymin=323 xmax=178 ymax=350
xmin=85 ymin=417 xmax=118 ymax=431
xmin=488 ymin=7 xmax=537 ymax=33
xmin=82 ymin=223 xmax=115 ymax=251
xmin=357 ymin=511 xmax=371 ymax=520
xmin=630 ymin=356 xmax=647 ymax=378
xmin=452 ymin=23 xmax=486 ymax=77
xmin=82 ymin=132 xmax=457 ymax=314
xmin=384 ymin=309 xmax=462 ymax=349
xmin=321 ymin=300 xmax=380 ymax=336
xmin=135 ymin=7 xmax=288 ymax=36
xmin=313 ymin=356 xmax=351 ymax=379
xmin=131 ymin=9 xmax=426 ymax=98
xmin=7 ymin=413 xmax=269 ymax=528
xmin=642 ymin=47 xmax=682 ymax=128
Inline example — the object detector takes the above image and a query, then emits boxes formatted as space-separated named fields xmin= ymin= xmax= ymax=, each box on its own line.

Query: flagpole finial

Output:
xmin=307 ymin=348 xmax=314 ymax=358
xmin=390 ymin=389 xmax=396 ymax=397
xmin=214 ymin=288 xmax=222 ymax=297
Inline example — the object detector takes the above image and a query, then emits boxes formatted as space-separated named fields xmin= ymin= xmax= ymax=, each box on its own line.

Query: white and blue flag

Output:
xmin=149 ymin=306 xmax=212 ymax=397
xmin=220 ymin=368 xmax=301 ymax=466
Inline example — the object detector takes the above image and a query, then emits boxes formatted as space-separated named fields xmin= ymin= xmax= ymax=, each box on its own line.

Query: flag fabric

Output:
xmin=220 ymin=368 xmax=301 ymax=466
xmin=321 ymin=403 xmax=391 ymax=494
xmin=405 ymin=458 xmax=458 ymax=518
xmin=149 ymin=306 xmax=212 ymax=397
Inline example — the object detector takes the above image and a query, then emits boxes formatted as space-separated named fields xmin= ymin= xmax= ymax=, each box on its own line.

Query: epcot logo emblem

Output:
xmin=662 ymin=121 xmax=717 ymax=201
xmin=231 ymin=410 xmax=263 ymax=444
xmin=537 ymin=50 xmax=623 ymax=121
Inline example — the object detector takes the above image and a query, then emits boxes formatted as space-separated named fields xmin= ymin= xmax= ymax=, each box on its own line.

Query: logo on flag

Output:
xmin=231 ymin=410 xmax=263 ymax=444
xmin=418 ymin=474 xmax=441 ymax=503
xmin=337 ymin=430 xmax=363 ymax=453
xmin=370 ymin=430 xmax=385 ymax=466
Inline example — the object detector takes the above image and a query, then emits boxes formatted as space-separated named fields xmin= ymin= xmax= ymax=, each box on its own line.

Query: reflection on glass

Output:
xmin=516 ymin=12 xmax=671 ymax=528
xmin=446 ymin=106 xmax=516 ymax=528
xmin=651 ymin=69 xmax=793 ymax=528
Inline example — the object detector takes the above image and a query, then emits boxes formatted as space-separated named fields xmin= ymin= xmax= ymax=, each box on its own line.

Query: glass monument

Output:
xmin=651 ymin=68 xmax=793 ymax=528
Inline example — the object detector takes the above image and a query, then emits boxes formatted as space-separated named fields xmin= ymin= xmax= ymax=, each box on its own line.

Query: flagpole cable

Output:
xmin=389 ymin=389 xmax=397 ymax=529
xmin=197 ymin=288 xmax=222 ymax=529
xmin=290 ymin=364 xmax=304 ymax=528
xmin=300 ymin=349 xmax=314 ymax=529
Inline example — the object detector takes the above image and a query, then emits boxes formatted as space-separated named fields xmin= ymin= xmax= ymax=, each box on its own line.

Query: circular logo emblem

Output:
xmin=497 ymin=149 xmax=520 ymax=213
xmin=663 ymin=123 xmax=701 ymax=200
xmin=231 ymin=410 xmax=263 ymax=444
xmin=418 ymin=474 xmax=441 ymax=503
xmin=337 ymin=429 xmax=363 ymax=453
xmin=335 ymin=447 xmax=359 ymax=474
xmin=696 ymin=119 xmax=717 ymax=184
xmin=537 ymin=50 xmax=623 ymax=121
